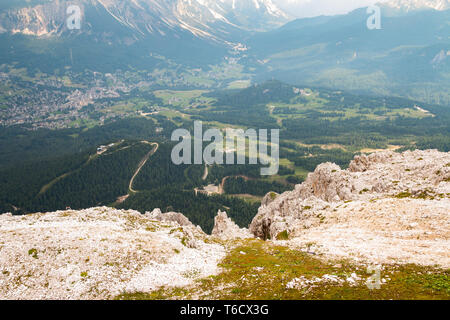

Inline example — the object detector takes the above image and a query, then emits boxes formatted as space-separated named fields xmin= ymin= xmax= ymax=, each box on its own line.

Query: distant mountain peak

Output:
xmin=381 ymin=0 xmax=450 ymax=12
xmin=0 ymin=0 xmax=290 ymax=42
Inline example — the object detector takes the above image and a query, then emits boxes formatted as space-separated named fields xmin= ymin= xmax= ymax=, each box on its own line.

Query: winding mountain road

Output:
xmin=129 ymin=142 xmax=159 ymax=193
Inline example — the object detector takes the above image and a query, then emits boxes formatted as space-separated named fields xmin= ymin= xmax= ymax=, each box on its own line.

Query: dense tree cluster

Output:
xmin=223 ymin=177 xmax=291 ymax=196
xmin=0 ymin=142 xmax=152 ymax=213
xmin=0 ymin=117 xmax=167 ymax=169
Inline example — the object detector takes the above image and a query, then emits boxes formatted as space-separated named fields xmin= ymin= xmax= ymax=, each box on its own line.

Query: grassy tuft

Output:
xmin=28 ymin=248 xmax=38 ymax=259
xmin=276 ymin=230 xmax=289 ymax=241
xmin=113 ymin=240 xmax=450 ymax=300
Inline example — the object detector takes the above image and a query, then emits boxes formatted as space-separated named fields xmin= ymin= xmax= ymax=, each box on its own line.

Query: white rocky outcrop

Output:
xmin=146 ymin=208 xmax=197 ymax=229
xmin=211 ymin=210 xmax=254 ymax=240
xmin=0 ymin=207 xmax=225 ymax=300
xmin=250 ymin=150 xmax=450 ymax=267
xmin=261 ymin=192 xmax=279 ymax=207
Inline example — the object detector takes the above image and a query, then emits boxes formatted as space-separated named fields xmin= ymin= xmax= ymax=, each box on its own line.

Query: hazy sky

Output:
xmin=273 ymin=0 xmax=390 ymax=18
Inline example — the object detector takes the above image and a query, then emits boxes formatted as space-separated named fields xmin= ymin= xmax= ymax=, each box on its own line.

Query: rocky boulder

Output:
xmin=146 ymin=208 xmax=197 ymax=229
xmin=261 ymin=192 xmax=279 ymax=207
xmin=211 ymin=210 xmax=253 ymax=240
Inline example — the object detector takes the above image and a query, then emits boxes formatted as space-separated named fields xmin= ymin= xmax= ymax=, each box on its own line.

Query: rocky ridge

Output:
xmin=250 ymin=149 xmax=450 ymax=267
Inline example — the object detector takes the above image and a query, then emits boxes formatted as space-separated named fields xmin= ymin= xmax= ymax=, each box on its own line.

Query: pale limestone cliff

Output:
xmin=249 ymin=149 xmax=450 ymax=267
xmin=211 ymin=210 xmax=253 ymax=240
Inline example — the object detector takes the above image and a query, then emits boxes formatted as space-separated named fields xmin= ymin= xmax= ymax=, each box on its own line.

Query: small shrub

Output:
xmin=28 ymin=248 xmax=38 ymax=259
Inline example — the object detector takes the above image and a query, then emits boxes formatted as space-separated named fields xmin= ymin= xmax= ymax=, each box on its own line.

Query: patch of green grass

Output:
xmin=115 ymin=287 xmax=189 ymax=300
xmin=28 ymin=248 xmax=38 ymax=259
xmin=404 ymin=273 xmax=450 ymax=295
xmin=191 ymin=241 xmax=449 ymax=300
xmin=227 ymin=80 xmax=251 ymax=90
xmin=395 ymin=190 xmax=437 ymax=200
xmin=395 ymin=192 xmax=412 ymax=199
xmin=114 ymin=240 xmax=450 ymax=300
xmin=415 ymin=190 xmax=435 ymax=200
xmin=276 ymin=230 xmax=289 ymax=240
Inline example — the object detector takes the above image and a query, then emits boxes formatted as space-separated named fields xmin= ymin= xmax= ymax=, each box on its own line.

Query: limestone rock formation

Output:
xmin=250 ymin=149 xmax=450 ymax=267
xmin=211 ymin=210 xmax=254 ymax=240
xmin=0 ymin=207 xmax=224 ymax=300
xmin=146 ymin=208 xmax=197 ymax=228
xmin=261 ymin=192 xmax=279 ymax=207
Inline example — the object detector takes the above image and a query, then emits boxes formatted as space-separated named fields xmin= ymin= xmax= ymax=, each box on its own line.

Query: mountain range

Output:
xmin=0 ymin=0 xmax=447 ymax=44
xmin=382 ymin=0 xmax=450 ymax=12
xmin=0 ymin=0 xmax=449 ymax=104
xmin=0 ymin=0 xmax=289 ymax=41
xmin=249 ymin=2 xmax=450 ymax=103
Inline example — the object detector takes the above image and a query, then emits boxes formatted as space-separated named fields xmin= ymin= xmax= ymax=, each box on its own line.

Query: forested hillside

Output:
xmin=1 ymin=81 xmax=448 ymax=233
